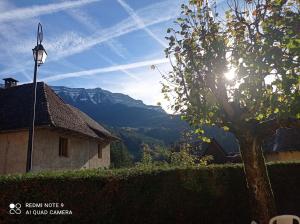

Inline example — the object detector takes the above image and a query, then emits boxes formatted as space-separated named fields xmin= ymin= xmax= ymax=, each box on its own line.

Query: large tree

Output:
xmin=162 ymin=0 xmax=300 ymax=223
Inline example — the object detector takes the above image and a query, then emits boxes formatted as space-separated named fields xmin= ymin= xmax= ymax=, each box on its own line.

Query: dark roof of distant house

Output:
xmin=3 ymin=78 xmax=18 ymax=82
xmin=200 ymin=138 xmax=228 ymax=157
xmin=264 ymin=128 xmax=300 ymax=153
xmin=0 ymin=82 xmax=116 ymax=141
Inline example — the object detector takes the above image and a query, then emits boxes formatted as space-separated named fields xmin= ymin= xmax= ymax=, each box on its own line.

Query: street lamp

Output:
xmin=26 ymin=23 xmax=47 ymax=172
xmin=33 ymin=44 xmax=47 ymax=65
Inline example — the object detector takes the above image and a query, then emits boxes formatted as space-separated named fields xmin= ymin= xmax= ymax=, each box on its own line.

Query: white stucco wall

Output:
xmin=0 ymin=128 xmax=110 ymax=175
xmin=265 ymin=151 xmax=300 ymax=162
xmin=0 ymin=131 xmax=28 ymax=174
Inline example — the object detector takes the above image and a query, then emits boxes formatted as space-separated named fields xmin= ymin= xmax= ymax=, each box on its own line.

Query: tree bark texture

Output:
xmin=238 ymin=134 xmax=277 ymax=224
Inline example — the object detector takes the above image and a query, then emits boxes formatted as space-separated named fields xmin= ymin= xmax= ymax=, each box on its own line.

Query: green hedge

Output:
xmin=0 ymin=163 xmax=299 ymax=224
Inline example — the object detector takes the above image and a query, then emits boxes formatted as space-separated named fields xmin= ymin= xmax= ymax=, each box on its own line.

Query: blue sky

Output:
xmin=0 ymin=0 xmax=227 ymax=112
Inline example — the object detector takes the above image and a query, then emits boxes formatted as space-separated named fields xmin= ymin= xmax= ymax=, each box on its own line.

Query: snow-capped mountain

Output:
xmin=51 ymin=86 xmax=164 ymax=113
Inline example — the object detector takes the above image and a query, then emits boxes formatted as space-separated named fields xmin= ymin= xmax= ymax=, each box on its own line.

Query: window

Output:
xmin=98 ymin=144 xmax=102 ymax=159
xmin=59 ymin=137 xmax=68 ymax=157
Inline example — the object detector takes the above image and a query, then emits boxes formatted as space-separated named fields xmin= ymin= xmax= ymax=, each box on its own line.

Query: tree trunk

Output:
xmin=238 ymin=134 xmax=277 ymax=224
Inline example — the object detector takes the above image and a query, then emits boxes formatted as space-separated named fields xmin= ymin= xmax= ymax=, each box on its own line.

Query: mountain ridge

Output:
xmin=51 ymin=86 xmax=165 ymax=113
xmin=51 ymin=85 xmax=238 ymax=162
xmin=52 ymin=85 xmax=186 ymax=161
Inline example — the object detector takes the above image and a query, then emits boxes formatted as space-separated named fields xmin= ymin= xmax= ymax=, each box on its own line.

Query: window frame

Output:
xmin=59 ymin=137 xmax=69 ymax=157
xmin=98 ymin=144 xmax=103 ymax=159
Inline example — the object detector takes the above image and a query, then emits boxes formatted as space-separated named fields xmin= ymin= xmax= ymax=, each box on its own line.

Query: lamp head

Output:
xmin=33 ymin=44 xmax=47 ymax=66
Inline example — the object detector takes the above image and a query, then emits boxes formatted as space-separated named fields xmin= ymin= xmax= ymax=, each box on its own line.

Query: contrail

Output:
xmin=42 ymin=58 xmax=169 ymax=82
xmin=0 ymin=0 xmax=100 ymax=23
xmin=117 ymin=0 xmax=168 ymax=48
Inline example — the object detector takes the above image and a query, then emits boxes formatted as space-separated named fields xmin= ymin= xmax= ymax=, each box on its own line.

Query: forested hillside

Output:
xmin=53 ymin=86 xmax=238 ymax=163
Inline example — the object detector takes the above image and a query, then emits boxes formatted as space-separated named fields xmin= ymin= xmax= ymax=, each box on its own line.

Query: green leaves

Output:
xmin=163 ymin=0 xmax=299 ymax=134
xmin=195 ymin=128 xmax=204 ymax=134
xmin=201 ymin=136 xmax=211 ymax=143
xmin=222 ymin=126 xmax=230 ymax=131
xmin=286 ymin=39 xmax=300 ymax=49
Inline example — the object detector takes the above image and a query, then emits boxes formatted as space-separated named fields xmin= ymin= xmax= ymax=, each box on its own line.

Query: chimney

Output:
xmin=3 ymin=78 xmax=18 ymax=88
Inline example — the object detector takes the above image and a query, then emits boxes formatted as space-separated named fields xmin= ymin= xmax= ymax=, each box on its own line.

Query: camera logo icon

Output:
xmin=9 ymin=203 xmax=21 ymax=215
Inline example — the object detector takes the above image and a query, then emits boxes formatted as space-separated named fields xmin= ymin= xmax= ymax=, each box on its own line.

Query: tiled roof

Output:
xmin=0 ymin=82 xmax=115 ymax=140
xmin=265 ymin=128 xmax=300 ymax=152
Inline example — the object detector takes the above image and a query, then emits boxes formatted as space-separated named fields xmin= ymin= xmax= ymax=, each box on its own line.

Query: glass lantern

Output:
xmin=32 ymin=44 xmax=47 ymax=66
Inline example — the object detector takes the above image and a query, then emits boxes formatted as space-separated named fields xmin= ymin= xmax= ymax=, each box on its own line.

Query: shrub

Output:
xmin=0 ymin=162 xmax=299 ymax=224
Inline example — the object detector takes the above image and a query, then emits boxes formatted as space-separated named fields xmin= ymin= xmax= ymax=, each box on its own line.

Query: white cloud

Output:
xmin=0 ymin=0 xmax=100 ymax=23
xmin=42 ymin=58 xmax=169 ymax=82
xmin=66 ymin=8 xmax=128 ymax=59
xmin=63 ymin=7 xmax=140 ymax=80
xmin=41 ymin=0 xmax=180 ymax=60
xmin=117 ymin=0 xmax=168 ymax=48
xmin=0 ymin=0 xmax=180 ymax=83
xmin=5 ymin=0 xmax=180 ymax=65
xmin=93 ymin=51 xmax=140 ymax=81
xmin=0 ymin=1 xmax=39 ymax=80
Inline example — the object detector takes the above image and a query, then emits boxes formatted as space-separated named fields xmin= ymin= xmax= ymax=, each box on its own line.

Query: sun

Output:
xmin=224 ymin=68 xmax=236 ymax=81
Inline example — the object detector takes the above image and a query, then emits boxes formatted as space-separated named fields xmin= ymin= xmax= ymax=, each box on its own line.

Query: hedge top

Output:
xmin=0 ymin=161 xmax=298 ymax=183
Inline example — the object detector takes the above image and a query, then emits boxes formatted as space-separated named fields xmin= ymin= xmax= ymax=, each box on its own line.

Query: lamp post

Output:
xmin=26 ymin=23 xmax=47 ymax=172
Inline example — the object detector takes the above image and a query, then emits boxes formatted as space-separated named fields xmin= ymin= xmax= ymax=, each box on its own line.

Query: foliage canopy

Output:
xmin=163 ymin=0 xmax=300 ymax=138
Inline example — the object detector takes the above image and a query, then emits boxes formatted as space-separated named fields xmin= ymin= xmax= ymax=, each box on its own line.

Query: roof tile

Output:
xmin=0 ymin=82 xmax=114 ymax=140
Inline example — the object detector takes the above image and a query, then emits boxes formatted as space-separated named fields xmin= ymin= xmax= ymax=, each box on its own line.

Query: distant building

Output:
xmin=264 ymin=128 xmax=300 ymax=162
xmin=185 ymin=127 xmax=300 ymax=164
xmin=200 ymin=139 xmax=241 ymax=164
xmin=202 ymin=128 xmax=300 ymax=164
xmin=0 ymin=78 xmax=117 ymax=175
